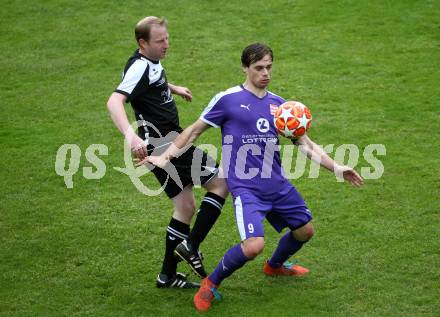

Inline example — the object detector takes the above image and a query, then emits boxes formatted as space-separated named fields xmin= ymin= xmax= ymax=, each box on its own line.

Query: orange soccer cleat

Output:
xmin=193 ymin=278 xmax=221 ymax=312
xmin=263 ymin=261 xmax=310 ymax=277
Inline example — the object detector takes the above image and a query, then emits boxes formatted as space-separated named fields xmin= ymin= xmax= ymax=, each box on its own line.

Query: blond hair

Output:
xmin=135 ymin=16 xmax=167 ymax=43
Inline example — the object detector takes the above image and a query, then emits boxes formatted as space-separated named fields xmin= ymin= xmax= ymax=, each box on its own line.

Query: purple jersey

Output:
xmin=201 ymin=85 xmax=288 ymax=196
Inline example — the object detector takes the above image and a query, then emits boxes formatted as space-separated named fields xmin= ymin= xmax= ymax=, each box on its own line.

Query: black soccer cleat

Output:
xmin=156 ymin=272 xmax=200 ymax=289
xmin=174 ymin=249 xmax=204 ymax=263
xmin=174 ymin=240 xmax=207 ymax=278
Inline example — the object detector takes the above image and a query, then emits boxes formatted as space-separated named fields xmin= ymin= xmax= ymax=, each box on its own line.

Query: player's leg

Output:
xmin=268 ymin=222 xmax=315 ymax=267
xmin=293 ymin=222 xmax=315 ymax=241
xmin=156 ymin=185 xmax=199 ymax=288
xmin=175 ymin=166 xmax=228 ymax=277
xmin=190 ymin=174 xmax=228 ymax=250
xmin=194 ymin=237 xmax=264 ymax=312
xmin=194 ymin=194 xmax=266 ymax=312
xmin=264 ymin=222 xmax=314 ymax=276
xmin=210 ymin=236 xmax=264 ymax=284
xmin=211 ymin=193 xmax=268 ymax=283
xmin=264 ymin=185 xmax=314 ymax=276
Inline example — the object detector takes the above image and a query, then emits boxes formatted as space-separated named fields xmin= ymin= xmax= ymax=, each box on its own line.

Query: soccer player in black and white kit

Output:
xmin=107 ymin=16 xmax=228 ymax=288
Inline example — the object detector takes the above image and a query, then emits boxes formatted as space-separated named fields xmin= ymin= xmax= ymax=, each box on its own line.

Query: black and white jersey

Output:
xmin=115 ymin=50 xmax=182 ymax=139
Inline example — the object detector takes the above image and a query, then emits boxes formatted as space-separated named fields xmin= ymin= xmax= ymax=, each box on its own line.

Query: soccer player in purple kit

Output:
xmin=144 ymin=43 xmax=364 ymax=311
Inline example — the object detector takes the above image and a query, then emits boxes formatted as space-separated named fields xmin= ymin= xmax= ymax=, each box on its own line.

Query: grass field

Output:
xmin=1 ymin=0 xmax=439 ymax=316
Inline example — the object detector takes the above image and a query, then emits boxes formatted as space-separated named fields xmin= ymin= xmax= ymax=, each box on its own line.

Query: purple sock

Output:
xmin=209 ymin=243 xmax=249 ymax=286
xmin=268 ymin=231 xmax=305 ymax=268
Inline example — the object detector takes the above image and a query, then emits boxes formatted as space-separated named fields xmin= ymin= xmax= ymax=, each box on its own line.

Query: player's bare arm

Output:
xmin=295 ymin=135 xmax=364 ymax=187
xmin=168 ymin=83 xmax=193 ymax=102
xmin=140 ymin=119 xmax=210 ymax=168
xmin=294 ymin=135 xmax=336 ymax=172
xmin=106 ymin=92 xmax=147 ymax=159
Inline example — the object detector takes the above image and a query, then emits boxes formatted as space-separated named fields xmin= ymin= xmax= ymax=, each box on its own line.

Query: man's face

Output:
xmin=243 ymin=54 xmax=273 ymax=89
xmin=140 ymin=25 xmax=169 ymax=60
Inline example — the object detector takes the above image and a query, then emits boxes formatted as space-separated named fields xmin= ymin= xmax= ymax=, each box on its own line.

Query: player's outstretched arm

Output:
xmin=294 ymin=135 xmax=364 ymax=187
xmin=168 ymin=83 xmax=192 ymax=102
xmin=139 ymin=119 xmax=210 ymax=168
xmin=106 ymin=92 xmax=147 ymax=159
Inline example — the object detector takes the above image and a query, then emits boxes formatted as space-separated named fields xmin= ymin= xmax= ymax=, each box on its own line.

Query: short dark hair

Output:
xmin=135 ymin=16 xmax=167 ymax=43
xmin=241 ymin=43 xmax=273 ymax=67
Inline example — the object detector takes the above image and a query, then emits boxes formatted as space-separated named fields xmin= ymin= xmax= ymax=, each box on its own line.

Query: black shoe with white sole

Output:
xmin=156 ymin=272 xmax=200 ymax=289
xmin=174 ymin=240 xmax=207 ymax=278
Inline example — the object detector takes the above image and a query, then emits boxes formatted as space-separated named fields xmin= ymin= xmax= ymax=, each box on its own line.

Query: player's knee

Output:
xmin=204 ymin=176 xmax=228 ymax=198
xmin=185 ymin=199 xmax=197 ymax=214
xmin=242 ymin=238 xmax=265 ymax=259
xmin=293 ymin=223 xmax=315 ymax=242
xmin=172 ymin=187 xmax=197 ymax=217
xmin=216 ymin=178 xmax=229 ymax=198
xmin=177 ymin=198 xmax=196 ymax=217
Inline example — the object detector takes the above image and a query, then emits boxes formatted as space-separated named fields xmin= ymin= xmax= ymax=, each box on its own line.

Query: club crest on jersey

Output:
xmin=256 ymin=118 xmax=270 ymax=133
xmin=270 ymin=104 xmax=278 ymax=116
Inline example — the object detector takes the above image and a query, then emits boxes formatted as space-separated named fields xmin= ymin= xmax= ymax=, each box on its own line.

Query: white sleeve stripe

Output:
xmin=199 ymin=85 xmax=242 ymax=128
xmin=268 ymin=90 xmax=284 ymax=100
xmin=116 ymin=59 xmax=148 ymax=95
xmin=201 ymin=86 xmax=241 ymax=118
xmin=199 ymin=116 xmax=219 ymax=128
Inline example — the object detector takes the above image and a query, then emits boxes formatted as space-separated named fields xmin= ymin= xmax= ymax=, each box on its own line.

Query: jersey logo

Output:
xmin=240 ymin=104 xmax=251 ymax=111
xmin=155 ymin=76 xmax=166 ymax=87
xmin=256 ymin=118 xmax=270 ymax=133
xmin=270 ymin=104 xmax=278 ymax=116
xmin=160 ymin=88 xmax=173 ymax=105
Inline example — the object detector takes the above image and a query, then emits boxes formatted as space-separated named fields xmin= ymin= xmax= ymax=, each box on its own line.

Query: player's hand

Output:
xmin=129 ymin=135 xmax=148 ymax=160
xmin=335 ymin=165 xmax=364 ymax=187
xmin=135 ymin=155 xmax=168 ymax=168
xmin=174 ymin=86 xmax=192 ymax=102
xmin=146 ymin=155 xmax=169 ymax=168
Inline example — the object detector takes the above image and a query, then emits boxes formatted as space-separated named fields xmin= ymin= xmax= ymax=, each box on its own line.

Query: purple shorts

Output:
xmin=233 ymin=184 xmax=312 ymax=241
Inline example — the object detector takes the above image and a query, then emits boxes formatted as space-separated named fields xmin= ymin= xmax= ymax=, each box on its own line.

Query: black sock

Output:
xmin=187 ymin=192 xmax=225 ymax=250
xmin=161 ymin=217 xmax=190 ymax=277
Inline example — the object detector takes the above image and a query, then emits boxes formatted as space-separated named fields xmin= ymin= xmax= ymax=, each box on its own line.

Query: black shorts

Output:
xmin=148 ymin=145 xmax=219 ymax=198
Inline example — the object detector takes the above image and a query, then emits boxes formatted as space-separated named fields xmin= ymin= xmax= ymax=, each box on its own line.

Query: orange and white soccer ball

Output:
xmin=274 ymin=101 xmax=312 ymax=139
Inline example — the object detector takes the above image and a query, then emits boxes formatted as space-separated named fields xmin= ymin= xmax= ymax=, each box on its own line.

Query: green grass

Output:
xmin=1 ymin=0 xmax=439 ymax=316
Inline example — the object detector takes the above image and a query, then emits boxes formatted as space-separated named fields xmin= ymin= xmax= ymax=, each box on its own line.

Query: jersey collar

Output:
xmin=137 ymin=49 xmax=160 ymax=64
